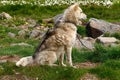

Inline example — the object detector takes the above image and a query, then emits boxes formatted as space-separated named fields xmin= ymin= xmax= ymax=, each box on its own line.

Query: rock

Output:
xmin=97 ymin=37 xmax=118 ymax=44
xmin=34 ymin=24 xmax=47 ymax=31
xmin=53 ymin=14 xmax=63 ymax=24
xmin=96 ymin=37 xmax=119 ymax=46
xmin=0 ymin=12 xmax=12 ymax=19
xmin=29 ymin=29 xmax=41 ymax=39
xmin=26 ymin=18 xmax=36 ymax=27
xmin=86 ymin=18 xmax=120 ymax=38
xmin=74 ymin=36 xmax=95 ymax=50
xmin=42 ymin=18 xmax=53 ymax=23
xmin=18 ymin=30 xmax=26 ymax=38
xmin=8 ymin=32 xmax=16 ymax=38
xmin=18 ymin=24 xmax=28 ymax=30
xmin=10 ymin=42 xmax=33 ymax=47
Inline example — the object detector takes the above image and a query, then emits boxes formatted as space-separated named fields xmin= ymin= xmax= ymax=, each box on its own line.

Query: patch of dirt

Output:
xmin=80 ymin=73 xmax=99 ymax=80
xmin=0 ymin=55 xmax=20 ymax=63
xmin=74 ymin=62 xmax=100 ymax=69
xmin=0 ymin=75 xmax=37 ymax=80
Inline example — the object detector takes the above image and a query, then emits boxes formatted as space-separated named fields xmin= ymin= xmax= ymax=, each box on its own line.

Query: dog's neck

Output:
xmin=64 ymin=20 xmax=77 ymax=26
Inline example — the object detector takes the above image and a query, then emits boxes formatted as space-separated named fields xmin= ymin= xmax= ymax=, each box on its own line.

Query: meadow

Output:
xmin=0 ymin=0 xmax=120 ymax=80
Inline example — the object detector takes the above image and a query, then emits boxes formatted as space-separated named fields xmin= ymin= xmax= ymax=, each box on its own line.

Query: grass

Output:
xmin=0 ymin=2 xmax=120 ymax=80
xmin=90 ymin=60 xmax=120 ymax=80
xmin=0 ymin=62 xmax=87 ymax=80
xmin=0 ymin=3 xmax=120 ymax=21
xmin=73 ymin=44 xmax=120 ymax=63
xmin=104 ymin=32 xmax=120 ymax=40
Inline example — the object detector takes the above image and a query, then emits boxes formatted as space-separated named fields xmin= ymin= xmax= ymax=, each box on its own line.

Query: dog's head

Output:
xmin=63 ymin=3 xmax=87 ymax=25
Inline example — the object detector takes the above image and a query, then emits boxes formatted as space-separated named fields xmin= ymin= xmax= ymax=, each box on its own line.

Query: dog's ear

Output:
xmin=72 ymin=3 xmax=79 ymax=11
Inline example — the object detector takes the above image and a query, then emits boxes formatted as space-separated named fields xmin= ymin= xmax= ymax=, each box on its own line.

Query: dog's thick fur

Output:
xmin=16 ymin=3 xmax=87 ymax=67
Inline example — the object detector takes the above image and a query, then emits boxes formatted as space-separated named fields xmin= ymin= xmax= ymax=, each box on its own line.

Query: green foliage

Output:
xmin=72 ymin=48 xmax=93 ymax=63
xmin=0 ymin=45 xmax=34 ymax=57
xmin=0 ymin=26 xmax=19 ymax=38
xmin=77 ymin=26 xmax=86 ymax=37
xmin=90 ymin=60 xmax=120 ymax=80
xmin=104 ymin=32 xmax=120 ymax=40
xmin=0 ymin=62 xmax=87 ymax=80
xmin=72 ymin=44 xmax=120 ymax=63
xmin=81 ymin=3 xmax=120 ymax=21
xmin=0 ymin=4 xmax=68 ymax=20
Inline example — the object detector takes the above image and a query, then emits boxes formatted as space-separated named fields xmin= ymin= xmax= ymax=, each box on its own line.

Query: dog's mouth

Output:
xmin=79 ymin=19 xmax=87 ymax=26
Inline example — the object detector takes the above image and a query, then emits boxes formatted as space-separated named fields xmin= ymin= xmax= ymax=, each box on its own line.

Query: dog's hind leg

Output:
xmin=36 ymin=51 xmax=57 ymax=66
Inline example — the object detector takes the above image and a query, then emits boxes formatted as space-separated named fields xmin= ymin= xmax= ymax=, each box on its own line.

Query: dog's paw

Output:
xmin=16 ymin=56 xmax=33 ymax=67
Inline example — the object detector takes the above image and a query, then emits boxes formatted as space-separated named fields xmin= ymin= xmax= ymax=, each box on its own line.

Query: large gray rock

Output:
xmin=96 ymin=37 xmax=119 ymax=46
xmin=0 ymin=12 xmax=12 ymax=19
xmin=86 ymin=18 xmax=120 ymax=38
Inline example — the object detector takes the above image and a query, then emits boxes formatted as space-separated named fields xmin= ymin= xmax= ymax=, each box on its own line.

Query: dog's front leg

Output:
xmin=65 ymin=46 xmax=73 ymax=66
xmin=59 ymin=53 xmax=66 ymax=67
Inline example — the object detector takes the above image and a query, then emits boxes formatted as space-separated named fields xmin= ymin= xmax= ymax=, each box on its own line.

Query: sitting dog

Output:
xmin=16 ymin=3 xmax=87 ymax=67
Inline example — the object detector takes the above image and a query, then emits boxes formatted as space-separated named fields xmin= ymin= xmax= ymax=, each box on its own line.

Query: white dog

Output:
xmin=16 ymin=3 xmax=87 ymax=67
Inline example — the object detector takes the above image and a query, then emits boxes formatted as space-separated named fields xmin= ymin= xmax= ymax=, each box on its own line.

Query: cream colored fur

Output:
xmin=16 ymin=3 xmax=87 ymax=67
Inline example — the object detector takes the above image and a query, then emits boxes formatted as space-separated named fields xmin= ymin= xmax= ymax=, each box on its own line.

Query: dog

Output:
xmin=16 ymin=3 xmax=87 ymax=67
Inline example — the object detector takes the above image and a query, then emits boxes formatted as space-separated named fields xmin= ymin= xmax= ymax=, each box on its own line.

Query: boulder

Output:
xmin=74 ymin=36 xmax=95 ymax=50
xmin=0 ymin=12 xmax=12 ymax=19
xmin=18 ymin=24 xmax=28 ymax=30
xmin=42 ymin=18 xmax=53 ymax=23
xmin=18 ymin=30 xmax=26 ymax=38
xmin=26 ymin=18 xmax=37 ymax=27
xmin=97 ymin=37 xmax=118 ymax=44
xmin=53 ymin=14 xmax=63 ymax=24
xmin=29 ymin=29 xmax=41 ymax=39
xmin=8 ymin=32 xmax=16 ymax=38
xmin=86 ymin=18 xmax=120 ymax=38
xmin=96 ymin=37 xmax=119 ymax=46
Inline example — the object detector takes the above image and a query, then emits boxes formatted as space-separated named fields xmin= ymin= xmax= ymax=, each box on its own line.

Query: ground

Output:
xmin=0 ymin=2 xmax=120 ymax=80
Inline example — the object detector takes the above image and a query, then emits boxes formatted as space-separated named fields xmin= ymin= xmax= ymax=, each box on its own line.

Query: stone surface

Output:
xmin=10 ymin=42 xmax=33 ymax=47
xmin=97 ymin=37 xmax=118 ymax=44
xmin=42 ymin=18 xmax=53 ymax=23
xmin=29 ymin=29 xmax=41 ymax=39
xmin=53 ymin=13 xmax=63 ymax=24
xmin=96 ymin=37 xmax=119 ymax=46
xmin=0 ymin=12 xmax=12 ymax=19
xmin=8 ymin=32 xmax=16 ymax=38
xmin=18 ymin=24 xmax=29 ymax=30
xmin=18 ymin=30 xmax=26 ymax=38
xmin=26 ymin=18 xmax=36 ymax=27
xmin=86 ymin=18 xmax=120 ymax=38
xmin=74 ymin=36 xmax=95 ymax=50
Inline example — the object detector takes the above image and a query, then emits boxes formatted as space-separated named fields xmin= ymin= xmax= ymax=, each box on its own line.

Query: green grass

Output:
xmin=0 ymin=2 xmax=120 ymax=80
xmin=0 ymin=45 xmax=34 ymax=57
xmin=90 ymin=60 xmax=120 ymax=80
xmin=73 ymin=44 xmax=120 ymax=63
xmin=104 ymin=32 xmax=120 ymax=40
xmin=0 ymin=62 xmax=87 ymax=80
xmin=0 ymin=3 xmax=120 ymax=21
